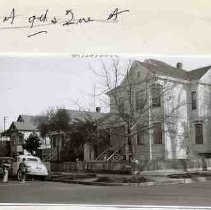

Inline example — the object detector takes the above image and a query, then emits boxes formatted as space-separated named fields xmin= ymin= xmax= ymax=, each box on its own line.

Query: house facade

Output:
xmin=7 ymin=115 xmax=51 ymax=156
xmin=99 ymin=59 xmax=211 ymax=162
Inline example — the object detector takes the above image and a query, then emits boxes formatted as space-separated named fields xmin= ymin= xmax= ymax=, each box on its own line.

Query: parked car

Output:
xmin=0 ymin=157 xmax=14 ymax=177
xmin=12 ymin=155 xmax=49 ymax=181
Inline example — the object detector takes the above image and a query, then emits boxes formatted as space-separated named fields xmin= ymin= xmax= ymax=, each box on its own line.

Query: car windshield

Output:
xmin=26 ymin=158 xmax=39 ymax=162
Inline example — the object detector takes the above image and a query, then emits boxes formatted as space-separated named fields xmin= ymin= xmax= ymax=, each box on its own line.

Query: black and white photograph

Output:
xmin=1 ymin=55 xmax=211 ymax=209
xmin=1 ymin=0 xmax=211 ymax=209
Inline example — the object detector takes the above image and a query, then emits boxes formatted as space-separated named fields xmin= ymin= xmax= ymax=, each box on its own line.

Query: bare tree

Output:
xmin=38 ymin=107 xmax=71 ymax=161
xmin=61 ymin=118 xmax=110 ymax=161
xmin=90 ymin=57 xmax=188 ymax=169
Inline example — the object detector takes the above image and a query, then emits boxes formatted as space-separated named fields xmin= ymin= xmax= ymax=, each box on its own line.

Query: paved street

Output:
xmin=0 ymin=181 xmax=211 ymax=207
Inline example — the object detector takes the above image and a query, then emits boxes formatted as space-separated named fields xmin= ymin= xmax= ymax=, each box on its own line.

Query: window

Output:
xmin=136 ymin=71 xmax=141 ymax=79
xmin=151 ymin=85 xmax=161 ymax=108
xmin=52 ymin=136 xmax=57 ymax=148
xmin=61 ymin=135 xmax=66 ymax=148
xmin=191 ymin=91 xmax=197 ymax=110
xmin=18 ymin=133 xmax=24 ymax=145
xmin=26 ymin=158 xmax=39 ymax=162
xmin=136 ymin=91 xmax=145 ymax=111
xmin=153 ymin=123 xmax=162 ymax=144
xmin=118 ymin=97 xmax=124 ymax=112
xmin=195 ymin=124 xmax=203 ymax=144
xmin=137 ymin=129 xmax=145 ymax=145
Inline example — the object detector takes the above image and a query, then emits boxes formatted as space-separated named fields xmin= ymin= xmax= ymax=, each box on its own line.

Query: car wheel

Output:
xmin=17 ymin=170 xmax=22 ymax=181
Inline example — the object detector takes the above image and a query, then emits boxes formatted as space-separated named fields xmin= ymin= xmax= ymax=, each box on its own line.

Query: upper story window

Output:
xmin=137 ymin=126 xmax=145 ymax=145
xmin=195 ymin=123 xmax=203 ymax=144
xmin=118 ymin=97 xmax=125 ymax=112
xmin=61 ymin=135 xmax=66 ymax=148
xmin=151 ymin=85 xmax=161 ymax=108
xmin=136 ymin=71 xmax=141 ymax=79
xmin=153 ymin=122 xmax=162 ymax=144
xmin=51 ymin=136 xmax=57 ymax=148
xmin=135 ymin=90 xmax=145 ymax=111
xmin=191 ymin=91 xmax=197 ymax=110
xmin=18 ymin=132 xmax=24 ymax=145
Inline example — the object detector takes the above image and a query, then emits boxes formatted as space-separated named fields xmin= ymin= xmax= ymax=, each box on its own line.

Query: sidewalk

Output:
xmin=141 ymin=169 xmax=187 ymax=176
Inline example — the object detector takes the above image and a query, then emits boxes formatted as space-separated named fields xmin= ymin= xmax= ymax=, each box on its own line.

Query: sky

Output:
xmin=1 ymin=55 xmax=211 ymax=131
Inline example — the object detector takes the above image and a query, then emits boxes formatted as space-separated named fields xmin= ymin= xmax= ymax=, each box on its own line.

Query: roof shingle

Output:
xmin=140 ymin=59 xmax=189 ymax=80
xmin=11 ymin=122 xmax=37 ymax=131
xmin=187 ymin=66 xmax=211 ymax=80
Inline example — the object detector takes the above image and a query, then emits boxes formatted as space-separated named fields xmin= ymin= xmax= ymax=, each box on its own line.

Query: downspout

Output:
xmin=148 ymin=84 xmax=153 ymax=160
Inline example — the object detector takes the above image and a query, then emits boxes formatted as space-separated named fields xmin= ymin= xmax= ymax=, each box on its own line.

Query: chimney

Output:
xmin=176 ymin=62 xmax=183 ymax=69
xmin=96 ymin=107 xmax=101 ymax=113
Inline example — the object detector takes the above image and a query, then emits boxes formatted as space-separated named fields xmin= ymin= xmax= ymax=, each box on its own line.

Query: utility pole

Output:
xmin=3 ymin=116 xmax=7 ymax=132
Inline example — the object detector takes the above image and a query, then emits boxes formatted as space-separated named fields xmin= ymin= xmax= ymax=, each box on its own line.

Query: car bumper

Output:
xmin=27 ymin=170 xmax=48 ymax=176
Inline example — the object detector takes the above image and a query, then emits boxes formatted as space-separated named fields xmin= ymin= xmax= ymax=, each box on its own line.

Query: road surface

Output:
xmin=0 ymin=180 xmax=211 ymax=206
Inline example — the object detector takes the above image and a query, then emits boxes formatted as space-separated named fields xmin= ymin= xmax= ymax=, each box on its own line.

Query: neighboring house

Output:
xmin=98 ymin=59 xmax=211 ymax=162
xmin=5 ymin=110 xmax=106 ymax=161
xmin=47 ymin=109 xmax=106 ymax=161
xmin=7 ymin=115 xmax=51 ymax=157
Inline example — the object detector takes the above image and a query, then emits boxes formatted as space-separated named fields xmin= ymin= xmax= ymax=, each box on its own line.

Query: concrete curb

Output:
xmin=49 ymin=176 xmax=210 ymax=186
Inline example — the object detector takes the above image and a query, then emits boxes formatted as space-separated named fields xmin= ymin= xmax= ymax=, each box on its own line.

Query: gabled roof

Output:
xmin=17 ymin=115 xmax=48 ymax=125
xmin=10 ymin=122 xmax=37 ymax=131
xmin=138 ymin=59 xmax=189 ymax=80
xmin=187 ymin=65 xmax=211 ymax=80
xmin=17 ymin=115 xmax=33 ymax=123
xmin=139 ymin=59 xmax=211 ymax=81
xmin=107 ymin=59 xmax=211 ymax=95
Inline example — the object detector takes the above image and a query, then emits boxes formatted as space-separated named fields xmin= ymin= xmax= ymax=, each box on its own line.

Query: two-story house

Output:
xmin=98 ymin=59 xmax=211 ymax=162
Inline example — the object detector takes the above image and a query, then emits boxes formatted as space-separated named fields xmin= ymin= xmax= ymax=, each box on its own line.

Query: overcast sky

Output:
xmin=1 ymin=55 xmax=211 ymax=131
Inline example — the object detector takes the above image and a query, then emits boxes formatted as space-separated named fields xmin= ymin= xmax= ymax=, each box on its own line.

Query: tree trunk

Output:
xmin=125 ymin=140 xmax=130 ymax=161
xmin=125 ymin=126 xmax=134 ymax=162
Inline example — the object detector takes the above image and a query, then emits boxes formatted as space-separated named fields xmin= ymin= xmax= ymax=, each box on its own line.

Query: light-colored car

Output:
xmin=12 ymin=155 xmax=49 ymax=180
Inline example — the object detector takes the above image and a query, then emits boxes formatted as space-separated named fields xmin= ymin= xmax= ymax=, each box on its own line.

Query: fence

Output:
xmin=50 ymin=158 xmax=211 ymax=173
xmin=50 ymin=160 xmax=130 ymax=173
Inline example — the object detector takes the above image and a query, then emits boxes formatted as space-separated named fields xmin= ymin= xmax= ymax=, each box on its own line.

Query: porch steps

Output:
xmin=96 ymin=144 xmax=125 ymax=161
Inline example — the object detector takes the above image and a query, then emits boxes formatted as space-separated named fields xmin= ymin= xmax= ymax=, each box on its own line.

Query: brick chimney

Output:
xmin=176 ymin=62 xmax=183 ymax=69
